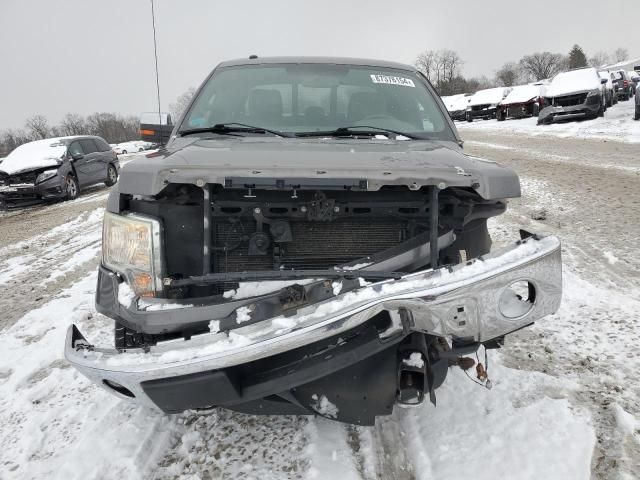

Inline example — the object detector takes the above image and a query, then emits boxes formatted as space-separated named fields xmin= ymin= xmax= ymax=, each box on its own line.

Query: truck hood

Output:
xmin=118 ymin=137 xmax=520 ymax=200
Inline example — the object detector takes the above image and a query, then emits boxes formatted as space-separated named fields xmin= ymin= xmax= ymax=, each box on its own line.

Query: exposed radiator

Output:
xmin=212 ymin=217 xmax=407 ymax=273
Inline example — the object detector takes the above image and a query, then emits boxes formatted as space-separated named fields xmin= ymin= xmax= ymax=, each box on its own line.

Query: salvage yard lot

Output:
xmin=458 ymin=97 xmax=640 ymax=144
xmin=0 ymin=130 xmax=638 ymax=479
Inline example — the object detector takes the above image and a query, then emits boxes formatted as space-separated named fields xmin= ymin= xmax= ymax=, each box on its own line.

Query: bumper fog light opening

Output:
xmin=499 ymin=280 xmax=536 ymax=319
xmin=103 ymin=379 xmax=135 ymax=398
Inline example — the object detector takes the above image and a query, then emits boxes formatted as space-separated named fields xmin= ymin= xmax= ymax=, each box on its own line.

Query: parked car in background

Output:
xmin=113 ymin=141 xmax=146 ymax=155
xmin=629 ymin=70 xmax=639 ymax=95
xmin=466 ymin=87 xmax=511 ymax=121
xmin=0 ymin=136 xmax=119 ymax=209
xmin=496 ymin=84 xmax=546 ymax=120
xmin=598 ymin=71 xmax=617 ymax=107
xmin=634 ymin=66 xmax=640 ymax=120
xmin=611 ymin=70 xmax=634 ymax=101
xmin=441 ymin=93 xmax=470 ymax=121
xmin=538 ymin=67 xmax=607 ymax=125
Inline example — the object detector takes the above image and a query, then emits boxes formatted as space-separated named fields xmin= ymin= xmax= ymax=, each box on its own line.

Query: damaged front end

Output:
xmin=0 ymin=166 xmax=66 ymax=209
xmin=538 ymin=90 xmax=602 ymax=124
xmin=66 ymin=173 xmax=562 ymax=425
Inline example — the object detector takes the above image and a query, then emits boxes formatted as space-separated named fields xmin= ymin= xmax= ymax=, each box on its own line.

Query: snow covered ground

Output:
xmin=458 ymin=97 xmax=640 ymax=143
xmin=0 ymin=133 xmax=638 ymax=479
xmin=0 ymin=262 xmax=596 ymax=480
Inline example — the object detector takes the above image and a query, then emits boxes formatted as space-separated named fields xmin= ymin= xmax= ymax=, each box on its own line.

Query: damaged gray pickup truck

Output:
xmin=65 ymin=57 xmax=562 ymax=425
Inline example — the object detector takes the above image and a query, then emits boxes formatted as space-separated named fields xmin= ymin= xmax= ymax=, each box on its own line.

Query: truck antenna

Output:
xmin=150 ymin=0 xmax=162 ymax=126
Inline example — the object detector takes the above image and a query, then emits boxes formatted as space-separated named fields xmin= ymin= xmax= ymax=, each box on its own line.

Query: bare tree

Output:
xmin=589 ymin=51 xmax=611 ymax=68
xmin=495 ymin=62 xmax=521 ymax=87
xmin=439 ymin=49 xmax=462 ymax=83
xmin=24 ymin=115 xmax=50 ymax=140
xmin=415 ymin=50 xmax=439 ymax=82
xmin=0 ymin=128 xmax=31 ymax=154
xmin=59 ymin=113 xmax=87 ymax=136
xmin=519 ymin=52 xmax=565 ymax=81
xmin=613 ymin=48 xmax=629 ymax=63
xmin=415 ymin=49 xmax=464 ymax=94
xmin=85 ymin=112 xmax=139 ymax=143
xmin=170 ymin=87 xmax=197 ymax=121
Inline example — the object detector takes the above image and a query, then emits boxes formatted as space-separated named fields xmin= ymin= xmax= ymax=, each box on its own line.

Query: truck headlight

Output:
xmin=35 ymin=169 xmax=59 ymax=184
xmin=102 ymin=212 xmax=164 ymax=297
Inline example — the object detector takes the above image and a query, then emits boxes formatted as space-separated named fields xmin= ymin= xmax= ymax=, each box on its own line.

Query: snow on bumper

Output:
xmin=65 ymin=234 xmax=562 ymax=408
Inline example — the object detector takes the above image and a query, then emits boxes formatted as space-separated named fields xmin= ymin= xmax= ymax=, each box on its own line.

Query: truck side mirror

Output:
xmin=600 ymin=78 xmax=608 ymax=84
xmin=139 ymin=112 xmax=174 ymax=146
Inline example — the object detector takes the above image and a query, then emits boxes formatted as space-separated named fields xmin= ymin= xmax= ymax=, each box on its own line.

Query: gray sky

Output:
xmin=0 ymin=0 xmax=638 ymax=130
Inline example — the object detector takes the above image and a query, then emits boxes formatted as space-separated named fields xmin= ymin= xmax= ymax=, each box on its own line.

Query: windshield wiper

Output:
xmin=179 ymin=123 xmax=290 ymax=138
xmin=295 ymin=125 xmax=418 ymax=139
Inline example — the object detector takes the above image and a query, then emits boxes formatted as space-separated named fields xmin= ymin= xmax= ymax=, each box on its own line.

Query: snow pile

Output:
xmin=402 ymin=352 xmax=425 ymax=368
xmin=331 ymin=281 xmax=343 ymax=296
xmin=0 ymin=137 xmax=69 ymax=175
xmin=501 ymin=84 xmax=543 ymax=105
xmin=142 ymin=301 xmax=195 ymax=311
xmin=546 ymin=68 xmax=600 ymax=97
xmin=117 ymin=282 xmax=136 ymax=307
xmin=311 ymin=394 xmax=339 ymax=419
xmin=223 ymin=279 xmax=317 ymax=300
xmin=468 ymin=87 xmax=509 ymax=106
xmin=339 ymin=262 xmax=372 ymax=271
xmin=603 ymin=251 xmax=619 ymax=265
xmin=235 ymin=305 xmax=253 ymax=324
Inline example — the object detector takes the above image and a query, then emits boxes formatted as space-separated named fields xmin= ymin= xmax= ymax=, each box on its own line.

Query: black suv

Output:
xmin=0 ymin=135 xmax=119 ymax=209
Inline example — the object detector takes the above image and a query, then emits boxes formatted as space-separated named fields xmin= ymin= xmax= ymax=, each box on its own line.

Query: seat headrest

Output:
xmin=248 ymin=89 xmax=283 ymax=120
xmin=347 ymin=92 xmax=386 ymax=123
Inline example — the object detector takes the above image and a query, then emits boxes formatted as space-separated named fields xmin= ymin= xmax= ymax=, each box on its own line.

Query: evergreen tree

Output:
xmin=568 ymin=45 xmax=588 ymax=69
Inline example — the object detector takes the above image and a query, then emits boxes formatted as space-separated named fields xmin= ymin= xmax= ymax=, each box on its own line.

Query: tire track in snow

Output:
xmin=0 ymin=208 xmax=104 ymax=332
xmin=0 ymin=273 xmax=175 ymax=480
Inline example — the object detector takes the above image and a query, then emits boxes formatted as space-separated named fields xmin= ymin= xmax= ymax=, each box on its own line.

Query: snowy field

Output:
xmin=0 ymin=135 xmax=639 ymax=479
xmin=457 ymin=97 xmax=640 ymax=143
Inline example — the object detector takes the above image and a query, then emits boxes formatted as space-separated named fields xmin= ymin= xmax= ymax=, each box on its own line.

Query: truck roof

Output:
xmin=217 ymin=56 xmax=416 ymax=72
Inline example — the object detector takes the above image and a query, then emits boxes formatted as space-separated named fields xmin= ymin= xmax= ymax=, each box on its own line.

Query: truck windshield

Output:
xmin=179 ymin=63 xmax=456 ymax=141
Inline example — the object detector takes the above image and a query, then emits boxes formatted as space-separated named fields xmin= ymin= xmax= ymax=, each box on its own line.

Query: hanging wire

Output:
xmin=150 ymin=0 xmax=162 ymax=126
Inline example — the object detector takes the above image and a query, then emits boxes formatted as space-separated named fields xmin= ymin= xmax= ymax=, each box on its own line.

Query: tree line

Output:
xmin=417 ymin=45 xmax=631 ymax=96
xmin=0 ymin=113 xmax=140 ymax=157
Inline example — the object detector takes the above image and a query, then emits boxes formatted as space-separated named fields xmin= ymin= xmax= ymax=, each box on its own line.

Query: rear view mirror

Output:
xmin=71 ymin=152 xmax=84 ymax=161
xmin=635 ymin=65 xmax=640 ymax=72
xmin=139 ymin=111 xmax=174 ymax=145
xmin=600 ymin=78 xmax=608 ymax=84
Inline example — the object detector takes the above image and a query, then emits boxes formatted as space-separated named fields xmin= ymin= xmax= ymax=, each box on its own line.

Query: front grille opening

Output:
xmin=221 ymin=207 xmax=242 ymax=214
xmin=269 ymin=207 xmax=288 ymax=214
xmin=353 ymin=207 xmax=371 ymax=214
xmin=399 ymin=207 xmax=419 ymax=214
xmin=553 ymin=93 xmax=587 ymax=107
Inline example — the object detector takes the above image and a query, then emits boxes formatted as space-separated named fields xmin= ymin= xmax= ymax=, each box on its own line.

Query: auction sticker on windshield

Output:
xmin=370 ymin=74 xmax=415 ymax=87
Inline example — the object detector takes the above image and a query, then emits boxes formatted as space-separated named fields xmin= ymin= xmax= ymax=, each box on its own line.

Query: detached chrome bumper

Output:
xmin=65 ymin=234 xmax=562 ymax=409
